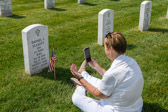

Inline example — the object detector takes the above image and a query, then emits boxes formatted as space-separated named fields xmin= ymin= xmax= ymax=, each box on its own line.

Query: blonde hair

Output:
xmin=104 ymin=32 xmax=127 ymax=54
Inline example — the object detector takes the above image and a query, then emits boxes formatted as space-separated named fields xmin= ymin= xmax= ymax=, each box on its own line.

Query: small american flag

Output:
xmin=48 ymin=50 xmax=57 ymax=72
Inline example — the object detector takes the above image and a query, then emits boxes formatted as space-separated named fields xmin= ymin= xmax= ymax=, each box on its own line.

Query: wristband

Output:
xmin=78 ymin=76 xmax=84 ymax=81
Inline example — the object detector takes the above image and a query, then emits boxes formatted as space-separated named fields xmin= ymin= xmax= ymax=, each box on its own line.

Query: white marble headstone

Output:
xmin=22 ymin=24 xmax=49 ymax=75
xmin=167 ymin=8 xmax=168 ymax=19
xmin=139 ymin=1 xmax=152 ymax=31
xmin=0 ymin=0 xmax=12 ymax=17
xmin=78 ymin=0 xmax=86 ymax=4
xmin=98 ymin=9 xmax=114 ymax=45
xmin=44 ymin=0 xmax=55 ymax=9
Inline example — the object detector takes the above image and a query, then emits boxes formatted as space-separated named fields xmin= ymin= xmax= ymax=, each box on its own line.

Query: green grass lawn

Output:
xmin=0 ymin=0 xmax=168 ymax=111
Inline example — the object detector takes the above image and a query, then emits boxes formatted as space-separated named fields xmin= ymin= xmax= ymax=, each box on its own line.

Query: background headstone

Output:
xmin=167 ymin=8 xmax=168 ymax=19
xmin=0 ymin=0 xmax=12 ymax=17
xmin=44 ymin=0 xmax=55 ymax=9
xmin=98 ymin=9 xmax=114 ymax=45
xmin=78 ymin=0 xmax=86 ymax=4
xmin=22 ymin=24 xmax=49 ymax=75
xmin=139 ymin=1 xmax=152 ymax=31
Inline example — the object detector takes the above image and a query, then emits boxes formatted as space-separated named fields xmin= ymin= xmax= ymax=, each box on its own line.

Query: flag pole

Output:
xmin=53 ymin=43 xmax=56 ymax=80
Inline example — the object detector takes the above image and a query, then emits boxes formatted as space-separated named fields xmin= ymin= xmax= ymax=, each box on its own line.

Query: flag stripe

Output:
xmin=48 ymin=51 xmax=57 ymax=72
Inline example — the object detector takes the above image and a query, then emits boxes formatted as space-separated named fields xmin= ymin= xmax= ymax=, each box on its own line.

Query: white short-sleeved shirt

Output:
xmin=98 ymin=54 xmax=144 ymax=112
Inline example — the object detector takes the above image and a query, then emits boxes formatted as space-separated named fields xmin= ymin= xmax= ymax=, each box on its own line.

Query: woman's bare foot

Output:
xmin=70 ymin=78 xmax=82 ymax=86
xmin=78 ymin=60 xmax=87 ymax=73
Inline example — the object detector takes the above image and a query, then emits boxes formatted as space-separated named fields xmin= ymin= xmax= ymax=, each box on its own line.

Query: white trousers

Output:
xmin=72 ymin=71 xmax=114 ymax=112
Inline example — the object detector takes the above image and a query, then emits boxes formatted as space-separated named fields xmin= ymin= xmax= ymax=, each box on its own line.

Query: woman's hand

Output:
xmin=70 ymin=64 xmax=82 ymax=79
xmin=88 ymin=58 xmax=99 ymax=70
xmin=88 ymin=58 xmax=106 ymax=76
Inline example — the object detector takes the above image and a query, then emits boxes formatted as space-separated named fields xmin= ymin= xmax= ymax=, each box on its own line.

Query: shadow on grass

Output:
xmin=8 ymin=14 xmax=25 ymax=19
xmin=34 ymin=67 xmax=95 ymax=85
xmin=127 ymin=44 xmax=137 ymax=50
xmin=82 ymin=2 xmax=97 ymax=6
xmin=36 ymin=67 xmax=71 ymax=84
xmin=143 ymin=102 xmax=168 ymax=112
xmin=149 ymin=28 xmax=168 ymax=33
xmin=48 ymin=8 xmax=67 ymax=11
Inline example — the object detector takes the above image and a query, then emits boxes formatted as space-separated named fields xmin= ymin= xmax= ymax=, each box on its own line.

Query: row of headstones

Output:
xmin=98 ymin=1 xmax=153 ymax=45
xmin=18 ymin=1 xmax=167 ymax=75
xmin=0 ymin=0 xmax=86 ymax=17
xmin=45 ymin=0 xmax=87 ymax=7
xmin=20 ymin=1 xmax=150 ymax=75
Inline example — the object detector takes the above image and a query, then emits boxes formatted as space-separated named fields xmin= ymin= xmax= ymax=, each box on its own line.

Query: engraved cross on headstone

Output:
xmin=36 ymin=29 xmax=40 ymax=36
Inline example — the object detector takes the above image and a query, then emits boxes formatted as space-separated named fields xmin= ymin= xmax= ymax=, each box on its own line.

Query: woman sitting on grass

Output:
xmin=70 ymin=32 xmax=144 ymax=112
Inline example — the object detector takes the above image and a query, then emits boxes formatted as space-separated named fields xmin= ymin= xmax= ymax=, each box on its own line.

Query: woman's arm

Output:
xmin=88 ymin=58 xmax=106 ymax=76
xmin=80 ymin=78 xmax=108 ymax=99
xmin=70 ymin=64 xmax=108 ymax=99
